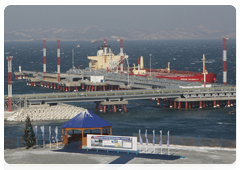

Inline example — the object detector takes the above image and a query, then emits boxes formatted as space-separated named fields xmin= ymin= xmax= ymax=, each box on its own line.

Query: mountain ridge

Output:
xmin=4 ymin=26 xmax=236 ymax=42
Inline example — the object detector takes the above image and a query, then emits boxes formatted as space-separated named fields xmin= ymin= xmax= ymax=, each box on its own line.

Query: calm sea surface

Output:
xmin=4 ymin=40 xmax=236 ymax=140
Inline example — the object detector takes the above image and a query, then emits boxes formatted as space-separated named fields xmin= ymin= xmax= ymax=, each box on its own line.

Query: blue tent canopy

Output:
xmin=61 ymin=109 xmax=112 ymax=128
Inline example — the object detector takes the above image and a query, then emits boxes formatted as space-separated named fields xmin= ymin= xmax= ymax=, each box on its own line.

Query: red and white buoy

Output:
xmin=222 ymin=38 xmax=228 ymax=85
xmin=57 ymin=39 xmax=60 ymax=82
xmin=7 ymin=56 xmax=13 ymax=111
xmin=120 ymin=38 xmax=123 ymax=74
xmin=43 ymin=39 xmax=46 ymax=80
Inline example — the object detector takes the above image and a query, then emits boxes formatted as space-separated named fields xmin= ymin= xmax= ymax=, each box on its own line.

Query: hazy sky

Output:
xmin=4 ymin=5 xmax=236 ymax=32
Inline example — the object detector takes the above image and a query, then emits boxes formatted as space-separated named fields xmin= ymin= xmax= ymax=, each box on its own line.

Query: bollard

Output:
xmin=97 ymin=148 xmax=98 ymax=152
xmin=107 ymin=149 xmax=109 ymax=153
xmin=127 ymin=150 xmax=129 ymax=154
xmin=136 ymin=151 xmax=138 ymax=155
xmin=87 ymin=147 xmax=88 ymax=152
xmin=17 ymin=136 xmax=19 ymax=149
xmin=117 ymin=150 xmax=119 ymax=154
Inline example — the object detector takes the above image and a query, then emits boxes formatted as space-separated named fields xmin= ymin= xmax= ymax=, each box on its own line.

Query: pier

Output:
xmin=4 ymin=81 xmax=236 ymax=112
xmin=6 ymin=61 xmax=236 ymax=113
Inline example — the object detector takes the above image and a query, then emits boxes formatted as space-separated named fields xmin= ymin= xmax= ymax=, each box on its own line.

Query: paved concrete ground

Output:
xmin=4 ymin=142 xmax=236 ymax=164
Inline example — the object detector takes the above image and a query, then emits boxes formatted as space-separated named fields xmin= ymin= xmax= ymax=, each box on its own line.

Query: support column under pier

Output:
xmin=228 ymin=100 xmax=230 ymax=107
xmin=88 ymin=86 xmax=91 ymax=91
xmin=213 ymin=100 xmax=217 ymax=108
xmin=123 ymin=104 xmax=127 ymax=112
xmin=185 ymin=101 xmax=188 ymax=109
xmin=82 ymin=83 xmax=84 ymax=89
xmin=103 ymin=105 xmax=107 ymax=113
xmin=199 ymin=101 xmax=202 ymax=109
xmin=170 ymin=100 xmax=173 ymax=108
xmin=157 ymin=98 xmax=160 ymax=105
xmin=189 ymin=103 xmax=191 ymax=109
xmin=178 ymin=102 xmax=181 ymax=109
xmin=174 ymin=101 xmax=177 ymax=109
xmin=100 ymin=105 xmax=103 ymax=112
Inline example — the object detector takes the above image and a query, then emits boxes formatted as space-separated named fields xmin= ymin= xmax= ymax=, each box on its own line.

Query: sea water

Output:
xmin=4 ymin=39 xmax=236 ymax=140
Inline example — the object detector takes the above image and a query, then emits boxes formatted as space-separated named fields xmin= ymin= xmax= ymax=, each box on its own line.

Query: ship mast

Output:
xmin=202 ymin=54 xmax=206 ymax=74
xmin=202 ymin=54 xmax=206 ymax=88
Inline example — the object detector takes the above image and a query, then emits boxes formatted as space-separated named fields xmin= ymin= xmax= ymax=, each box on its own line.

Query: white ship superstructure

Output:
xmin=88 ymin=39 xmax=128 ymax=71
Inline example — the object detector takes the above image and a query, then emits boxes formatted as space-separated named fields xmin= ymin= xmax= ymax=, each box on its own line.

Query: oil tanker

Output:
xmin=88 ymin=39 xmax=217 ymax=83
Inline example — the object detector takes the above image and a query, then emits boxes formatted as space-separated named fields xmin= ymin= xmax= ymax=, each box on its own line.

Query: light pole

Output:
xmin=126 ymin=57 xmax=130 ymax=86
xmin=149 ymin=54 xmax=152 ymax=77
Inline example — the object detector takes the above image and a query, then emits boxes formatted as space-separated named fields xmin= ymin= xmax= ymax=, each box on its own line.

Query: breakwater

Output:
xmin=5 ymin=103 xmax=84 ymax=122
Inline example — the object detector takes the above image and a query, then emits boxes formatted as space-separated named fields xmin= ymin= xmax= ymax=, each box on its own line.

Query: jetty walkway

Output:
xmin=4 ymin=69 xmax=236 ymax=112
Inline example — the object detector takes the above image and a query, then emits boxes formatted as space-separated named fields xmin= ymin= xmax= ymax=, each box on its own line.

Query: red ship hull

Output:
xmin=128 ymin=68 xmax=217 ymax=83
xmin=155 ymin=73 xmax=217 ymax=83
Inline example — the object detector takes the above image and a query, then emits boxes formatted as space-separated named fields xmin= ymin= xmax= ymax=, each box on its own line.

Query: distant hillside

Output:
xmin=4 ymin=25 xmax=236 ymax=42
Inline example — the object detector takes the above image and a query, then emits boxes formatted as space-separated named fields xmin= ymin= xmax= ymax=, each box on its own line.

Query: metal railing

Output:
xmin=4 ymin=86 xmax=236 ymax=101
